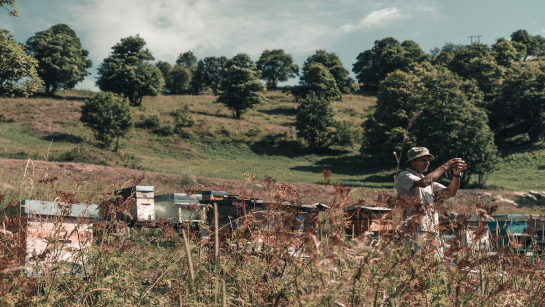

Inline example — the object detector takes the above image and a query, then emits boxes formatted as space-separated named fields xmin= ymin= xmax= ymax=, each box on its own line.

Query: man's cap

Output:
xmin=407 ymin=147 xmax=435 ymax=162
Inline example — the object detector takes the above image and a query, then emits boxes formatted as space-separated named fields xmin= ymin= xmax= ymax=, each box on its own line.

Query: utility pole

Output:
xmin=468 ymin=35 xmax=483 ymax=44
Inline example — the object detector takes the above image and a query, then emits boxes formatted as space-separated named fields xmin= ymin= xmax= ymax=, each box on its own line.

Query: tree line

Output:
xmin=1 ymin=21 xmax=545 ymax=186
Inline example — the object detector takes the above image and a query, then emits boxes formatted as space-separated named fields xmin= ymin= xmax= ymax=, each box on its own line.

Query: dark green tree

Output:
xmin=0 ymin=30 xmax=42 ymax=96
xmin=25 ymin=24 xmax=92 ymax=95
xmin=298 ymin=62 xmax=340 ymax=101
xmin=190 ymin=60 xmax=206 ymax=95
xmin=202 ymin=56 xmax=227 ymax=95
xmin=256 ymin=49 xmax=299 ymax=88
xmin=96 ymin=35 xmax=165 ymax=106
xmin=176 ymin=51 xmax=197 ymax=68
xmin=490 ymin=64 xmax=545 ymax=143
xmin=362 ymin=62 xmax=499 ymax=186
xmin=302 ymin=50 xmax=357 ymax=99
xmin=155 ymin=61 xmax=173 ymax=93
xmin=511 ymin=29 xmax=539 ymax=59
xmin=492 ymin=38 xmax=526 ymax=66
xmin=353 ymin=37 xmax=427 ymax=87
xmin=80 ymin=92 xmax=133 ymax=151
xmin=171 ymin=65 xmax=192 ymax=94
xmin=295 ymin=92 xmax=335 ymax=150
xmin=217 ymin=54 xmax=266 ymax=119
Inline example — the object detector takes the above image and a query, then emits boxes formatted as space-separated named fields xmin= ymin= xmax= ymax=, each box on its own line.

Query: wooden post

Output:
xmin=214 ymin=202 xmax=219 ymax=261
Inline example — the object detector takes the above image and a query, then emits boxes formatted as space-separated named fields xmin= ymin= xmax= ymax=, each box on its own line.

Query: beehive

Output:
xmin=2 ymin=200 xmax=99 ymax=265
xmin=154 ymin=193 xmax=204 ymax=224
xmin=114 ymin=186 xmax=155 ymax=226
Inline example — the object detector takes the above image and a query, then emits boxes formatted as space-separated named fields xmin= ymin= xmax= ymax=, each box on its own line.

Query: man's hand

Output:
xmin=443 ymin=158 xmax=467 ymax=175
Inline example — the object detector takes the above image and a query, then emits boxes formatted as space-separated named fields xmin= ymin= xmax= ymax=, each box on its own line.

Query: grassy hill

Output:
xmin=0 ymin=89 xmax=544 ymax=193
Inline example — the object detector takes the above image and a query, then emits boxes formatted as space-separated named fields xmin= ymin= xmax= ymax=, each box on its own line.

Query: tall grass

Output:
xmin=1 ymin=169 xmax=545 ymax=306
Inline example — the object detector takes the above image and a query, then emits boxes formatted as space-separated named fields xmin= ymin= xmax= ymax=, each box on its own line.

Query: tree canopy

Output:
xmin=298 ymin=62 xmax=340 ymax=101
xmin=176 ymin=51 xmax=197 ymax=68
xmin=25 ymin=24 xmax=92 ymax=95
xmin=362 ymin=63 xmax=499 ymax=186
xmin=202 ymin=56 xmax=227 ymax=95
xmin=96 ymin=35 xmax=164 ymax=106
xmin=217 ymin=53 xmax=266 ymax=119
xmin=0 ymin=29 xmax=42 ymax=96
xmin=511 ymin=29 xmax=540 ymax=59
xmin=190 ymin=60 xmax=206 ymax=95
xmin=256 ymin=49 xmax=299 ymax=88
xmin=1 ymin=0 xmax=18 ymax=17
xmin=80 ymin=92 xmax=133 ymax=151
xmin=490 ymin=63 xmax=545 ymax=143
xmin=302 ymin=50 xmax=357 ymax=97
xmin=295 ymin=92 xmax=335 ymax=150
xmin=353 ymin=37 xmax=427 ymax=87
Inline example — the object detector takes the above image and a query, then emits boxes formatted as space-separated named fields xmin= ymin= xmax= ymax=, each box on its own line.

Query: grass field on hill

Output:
xmin=0 ymin=89 xmax=544 ymax=192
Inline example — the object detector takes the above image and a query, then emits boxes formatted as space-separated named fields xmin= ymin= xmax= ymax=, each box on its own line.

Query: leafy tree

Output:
xmin=302 ymin=50 xmax=357 ymax=99
xmin=217 ymin=54 xmax=266 ymax=119
xmin=511 ymin=29 xmax=539 ymax=59
xmin=295 ymin=92 xmax=335 ymax=150
xmin=202 ymin=56 xmax=227 ymax=95
xmin=171 ymin=65 xmax=192 ymax=94
xmin=155 ymin=61 xmax=173 ymax=93
xmin=256 ymin=49 xmax=299 ymax=88
xmin=298 ymin=62 xmax=340 ymax=101
xmin=490 ymin=64 xmax=545 ymax=143
xmin=1 ymin=0 xmax=18 ymax=17
xmin=176 ymin=51 xmax=197 ymax=68
xmin=492 ymin=38 xmax=526 ymax=66
xmin=0 ymin=30 xmax=42 ymax=96
xmin=190 ymin=60 xmax=206 ymax=95
xmin=430 ymin=43 xmax=466 ymax=66
xmin=362 ymin=63 xmax=499 ymax=186
xmin=25 ymin=24 xmax=92 ymax=95
xmin=353 ymin=37 xmax=427 ymax=87
xmin=96 ymin=35 xmax=165 ymax=106
xmin=80 ymin=92 xmax=133 ymax=151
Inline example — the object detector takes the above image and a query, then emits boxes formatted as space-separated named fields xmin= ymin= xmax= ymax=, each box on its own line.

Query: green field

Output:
xmin=0 ymin=89 xmax=543 ymax=191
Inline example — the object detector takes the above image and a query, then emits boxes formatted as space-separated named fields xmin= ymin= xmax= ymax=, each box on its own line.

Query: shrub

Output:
xmin=135 ymin=114 xmax=160 ymax=129
xmin=180 ymin=166 xmax=196 ymax=187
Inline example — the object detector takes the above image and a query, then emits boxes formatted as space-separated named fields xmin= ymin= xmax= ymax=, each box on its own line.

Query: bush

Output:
xmin=171 ymin=105 xmax=195 ymax=129
xmin=331 ymin=120 xmax=362 ymax=147
xmin=180 ymin=166 xmax=196 ymax=187
xmin=135 ymin=114 xmax=160 ymax=130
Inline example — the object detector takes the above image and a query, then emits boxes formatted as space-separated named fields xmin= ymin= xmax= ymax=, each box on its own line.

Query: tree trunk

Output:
xmin=44 ymin=84 xmax=51 ymax=96
xmin=114 ymin=135 xmax=119 ymax=152
xmin=235 ymin=109 xmax=241 ymax=119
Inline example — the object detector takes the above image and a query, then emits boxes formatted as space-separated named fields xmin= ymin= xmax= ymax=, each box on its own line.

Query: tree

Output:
xmin=492 ymin=38 xmax=526 ymax=66
xmin=96 ymin=35 xmax=165 ymax=106
xmin=80 ymin=92 xmax=133 ymax=151
xmin=1 ymin=0 xmax=18 ymax=17
xmin=0 ymin=29 xmax=42 ymax=96
xmin=490 ymin=64 xmax=545 ymax=143
xmin=171 ymin=65 xmax=192 ymax=94
xmin=353 ymin=37 xmax=427 ymax=87
xmin=297 ymin=62 xmax=340 ymax=101
xmin=217 ymin=54 xmax=266 ymax=119
xmin=511 ymin=29 xmax=539 ymax=59
xmin=202 ymin=56 xmax=227 ymax=95
xmin=295 ymin=92 xmax=335 ymax=150
xmin=25 ymin=24 xmax=92 ymax=95
xmin=362 ymin=63 xmax=500 ymax=186
xmin=155 ymin=61 xmax=173 ymax=93
xmin=176 ymin=51 xmax=197 ymax=68
xmin=256 ymin=49 xmax=299 ymax=88
xmin=302 ymin=50 xmax=357 ymax=98
xmin=190 ymin=60 xmax=206 ymax=95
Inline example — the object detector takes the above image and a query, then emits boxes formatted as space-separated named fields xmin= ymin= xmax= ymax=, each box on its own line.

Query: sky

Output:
xmin=2 ymin=0 xmax=545 ymax=91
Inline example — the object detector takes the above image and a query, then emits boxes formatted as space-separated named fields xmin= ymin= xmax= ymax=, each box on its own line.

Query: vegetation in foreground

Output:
xmin=1 ymin=172 xmax=545 ymax=306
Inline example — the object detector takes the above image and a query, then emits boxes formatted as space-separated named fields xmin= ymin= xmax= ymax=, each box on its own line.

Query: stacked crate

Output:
xmin=113 ymin=186 xmax=155 ymax=226
xmin=2 ymin=200 xmax=99 ymax=266
xmin=345 ymin=205 xmax=394 ymax=236
xmin=154 ymin=193 xmax=204 ymax=224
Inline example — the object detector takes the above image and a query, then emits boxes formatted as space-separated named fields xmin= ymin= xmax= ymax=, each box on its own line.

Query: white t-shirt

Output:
xmin=395 ymin=167 xmax=446 ymax=232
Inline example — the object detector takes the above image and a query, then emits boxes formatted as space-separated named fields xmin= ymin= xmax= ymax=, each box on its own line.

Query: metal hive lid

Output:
xmin=15 ymin=200 xmax=99 ymax=219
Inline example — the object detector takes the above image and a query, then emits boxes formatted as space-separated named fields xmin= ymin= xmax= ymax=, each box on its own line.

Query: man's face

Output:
xmin=410 ymin=156 xmax=432 ymax=174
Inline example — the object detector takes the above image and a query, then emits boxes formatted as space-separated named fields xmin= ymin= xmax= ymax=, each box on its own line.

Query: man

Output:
xmin=395 ymin=147 xmax=467 ymax=251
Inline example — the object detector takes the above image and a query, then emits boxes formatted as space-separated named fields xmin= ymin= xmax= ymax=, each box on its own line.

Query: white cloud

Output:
xmin=339 ymin=2 xmax=440 ymax=34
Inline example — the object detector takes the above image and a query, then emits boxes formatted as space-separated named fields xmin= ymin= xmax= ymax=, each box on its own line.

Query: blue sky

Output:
xmin=3 ymin=0 xmax=544 ymax=90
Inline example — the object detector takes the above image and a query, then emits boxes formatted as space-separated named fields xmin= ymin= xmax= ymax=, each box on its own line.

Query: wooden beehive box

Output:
xmin=346 ymin=205 xmax=394 ymax=235
xmin=260 ymin=202 xmax=329 ymax=233
xmin=2 ymin=200 xmax=99 ymax=266
xmin=154 ymin=193 xmax=204 ymax=224
xmin=113 ymin=186 xmax=155 ymax=226
xmin=199 ymin=194 xmax=267 ymax=229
